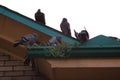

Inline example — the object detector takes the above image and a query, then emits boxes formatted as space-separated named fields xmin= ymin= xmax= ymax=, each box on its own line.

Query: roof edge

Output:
xmin=0 ymin=5 xmax=79 ymax=44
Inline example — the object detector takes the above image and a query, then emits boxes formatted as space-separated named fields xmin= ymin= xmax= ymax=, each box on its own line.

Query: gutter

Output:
xmin=27 ymin=46 xmax=120 ymax=58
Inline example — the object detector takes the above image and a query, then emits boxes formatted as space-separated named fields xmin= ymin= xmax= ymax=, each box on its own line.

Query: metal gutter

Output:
xmin=27 ymin=46 xmax=120 ymax=58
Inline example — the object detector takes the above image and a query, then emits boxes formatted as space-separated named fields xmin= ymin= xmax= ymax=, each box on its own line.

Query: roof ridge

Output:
xmin=81 ymin=35 xmax=120 ymax=46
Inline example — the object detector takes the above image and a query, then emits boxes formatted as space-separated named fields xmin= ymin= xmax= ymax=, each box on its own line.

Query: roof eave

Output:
xmin=0 ymin=5 xmax=79 ymax=44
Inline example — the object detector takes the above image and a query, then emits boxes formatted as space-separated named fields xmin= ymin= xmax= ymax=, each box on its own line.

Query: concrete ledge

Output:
xmin=34 ymin=58 xmax=120 ymax=80
xmin=0 ymin=35 xmax=26 ymax=61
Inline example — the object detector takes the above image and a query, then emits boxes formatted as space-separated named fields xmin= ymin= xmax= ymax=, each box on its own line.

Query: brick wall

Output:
xmin=0 ymin=52 xmax=45 ymax=80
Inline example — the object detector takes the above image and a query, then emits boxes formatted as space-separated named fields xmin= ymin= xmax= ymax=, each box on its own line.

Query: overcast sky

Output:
xmin=1 ymin=0 xmax=120 ymax=38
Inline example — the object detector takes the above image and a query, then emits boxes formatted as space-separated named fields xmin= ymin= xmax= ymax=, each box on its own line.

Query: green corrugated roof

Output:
xmin=27 ymin=35 xmax=120 ymax=58
xmin=80 ymin=35 xmax=120 ymax=47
